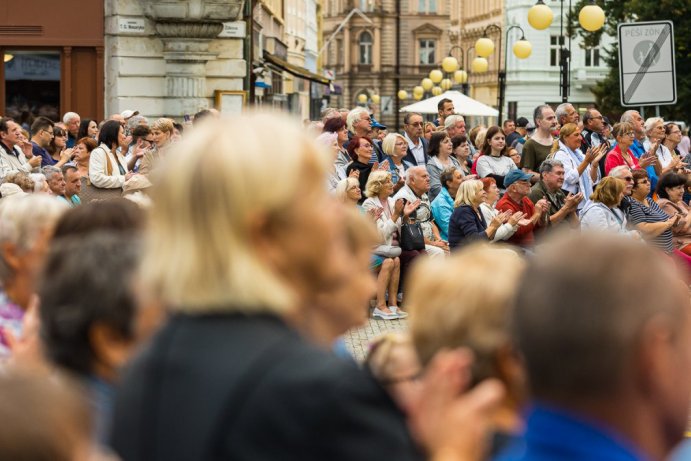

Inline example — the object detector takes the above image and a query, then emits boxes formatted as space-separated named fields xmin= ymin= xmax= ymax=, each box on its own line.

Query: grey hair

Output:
xmin=127 ymin=115 xmax=148 ymax=130
xmin=41 ymin=166 xmax=63 ymax=183
xmin=533 ymin=104 xmax=551 ymax=124
xmin=644 ymin=117 xmax=664 ymax=134
xmin=620 ymin=110 xmax=640 ymax=124
xmin=29 ymin=173 xmax=48 ymax=193
xmin=608 ymin=165 xmax=631 ymax=179
xmin=555 ymin=103 xmax=573 ymax=123
xmin=346 ymin=107 xmax=370 ymax=133
xmin=444 ymin=114 xmax=465 ymax=129
xmin=62 ymin=112 xmax=79 ymax=124
xmin=0 ymin=195 xmax=67 ymax=281
xmin=539 ymin=158 xmax=564 ymax=174
xmin=406 ymin=166 xmax=426 ymax=184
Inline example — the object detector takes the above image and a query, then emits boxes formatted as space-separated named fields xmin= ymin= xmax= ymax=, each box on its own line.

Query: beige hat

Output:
xmin=0 ymin=183 xmax=28 ymax=198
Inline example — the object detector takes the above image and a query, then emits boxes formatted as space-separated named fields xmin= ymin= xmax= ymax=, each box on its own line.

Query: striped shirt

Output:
xmin=626 ymin=197 xmax=673 ymax=253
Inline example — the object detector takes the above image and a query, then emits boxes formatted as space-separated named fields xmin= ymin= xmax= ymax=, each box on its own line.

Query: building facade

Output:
xmin=1 ymin=0 xmax=105 ymax=123
xmin=322 ymin=0 xmax=454 ymax=130
xmin=503 ymin=0 xmax=613 ymax=120
xmin=2 ymin=0 xmax=328 ymax=122
xmin=105 ymin=0 xmax=247 ymax=119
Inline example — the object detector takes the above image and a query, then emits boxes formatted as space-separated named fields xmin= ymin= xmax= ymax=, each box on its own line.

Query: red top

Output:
xmin=604 ymin=144 xmax=639 ymax=175
xmin=495 ymin=194 xmax=537 ymax=247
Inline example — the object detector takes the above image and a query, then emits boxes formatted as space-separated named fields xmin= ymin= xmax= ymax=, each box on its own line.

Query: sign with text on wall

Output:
xmin=618 ymin=20 xmax=676 ymax=106
xmin=219 ymin=21 xmax=246 ymax=38
xmin=118 ymin=18 xmax=146 ymax=34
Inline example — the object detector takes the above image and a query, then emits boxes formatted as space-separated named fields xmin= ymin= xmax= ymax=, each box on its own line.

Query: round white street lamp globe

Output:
xmin=528 ymin=0 xmax=554 ymax=30
xmin=579 ymin=3 xmax=605 ymax=32
xmin=513 ymin=39 xmax=533 ymax=59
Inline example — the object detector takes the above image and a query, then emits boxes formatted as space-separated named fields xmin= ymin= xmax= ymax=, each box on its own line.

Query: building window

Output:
xmin=359 ymin=31 xmax=373 ymax=65
xmin=359 ymin=0 xmax=373 ymax=12
xmin=418 ymin=0 xmax=437 ymax=13
xmin=4 ymin=51 xmax=61 ymax=122
xmin=550 ymin=35 xmax=564 ymax=67
xmin=419 ymin=39 xmax=436 ymax=64
xmin=585 ymin=45 xmax=601 ymax=67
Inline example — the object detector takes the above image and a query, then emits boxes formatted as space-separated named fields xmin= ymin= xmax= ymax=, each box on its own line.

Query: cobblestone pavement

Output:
xmin=344 ymin=317 xmax=408 ymax=361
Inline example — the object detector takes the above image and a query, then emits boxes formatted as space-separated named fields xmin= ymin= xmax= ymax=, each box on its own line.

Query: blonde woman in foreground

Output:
xmin=110 ymin=112 xmax=503 ymax=461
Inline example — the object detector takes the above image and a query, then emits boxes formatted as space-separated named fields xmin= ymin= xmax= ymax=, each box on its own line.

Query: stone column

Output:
xmin=155 ymin=21 xmax=222 ymax=115
xmin=142 ymin=0 xmax=246 ymax=115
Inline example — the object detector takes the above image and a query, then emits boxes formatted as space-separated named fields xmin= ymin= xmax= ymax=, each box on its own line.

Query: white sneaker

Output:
xmin=372 ymin=307 xmax=398 ymax=320
xmin=389 ymin=306 xmax=408 ymax=319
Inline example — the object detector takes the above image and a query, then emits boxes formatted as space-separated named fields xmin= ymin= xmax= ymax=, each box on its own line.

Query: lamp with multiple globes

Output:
xmin=371 ymin=94 xmax=380 ymax=104
xmin=440 ymin=78 xmax=452 ymax=91
xmin=357 ymin=94 xmax=368 ymax=104
xmin=526 ymin=0 xmax=605 ymax=101
xmin=528 ymin=0 xmax=605 ymax=32
xmin=397 ymin=90 xmax=408 ymax=100
xmin=431 ymin=87 xmax=443 ymax=96
xmin=413 ymin=86 xmax=424 ymax=100
xmin=421 ymin=78 xmax=434 ymax=91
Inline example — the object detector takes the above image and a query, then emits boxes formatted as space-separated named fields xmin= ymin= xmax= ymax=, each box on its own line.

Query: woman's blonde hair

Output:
xmin=365 ymin=170 xmax=391 ymax=198
xmin=590 ymin=176 xmax=625 ymax=207
xmin=140 ymin=112 xmax=329 ymax=314
xmin=151 ymin=117 xmax=175 ymax=134
xmin=334 ymin=177 xmax=359 ymax=202
xmin=454 ymin=179 xmax=482 ymax=208
xmin=407 ymin=244 xmax=525 ymax=382
xmin=558 ymin=123 xmax=579 ymax=141
xmin=381 ymin=133 xmax=407 ymax=157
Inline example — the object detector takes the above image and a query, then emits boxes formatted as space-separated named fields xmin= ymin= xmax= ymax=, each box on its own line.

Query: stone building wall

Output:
xmin=104 ymin=0 xmax=246 ymax=119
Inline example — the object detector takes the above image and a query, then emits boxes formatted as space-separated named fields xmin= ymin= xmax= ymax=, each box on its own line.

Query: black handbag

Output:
xmin=400 ymin=222 xmax=425 ymax=251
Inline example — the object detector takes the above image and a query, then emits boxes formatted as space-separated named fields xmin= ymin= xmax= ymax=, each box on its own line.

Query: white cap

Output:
xmin=121 ymin=110 xmax=140 ymax=119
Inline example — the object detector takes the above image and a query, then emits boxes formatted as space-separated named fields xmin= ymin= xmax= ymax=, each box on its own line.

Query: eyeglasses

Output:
xmin=42 ymin=129 xmax=54 ymax=136
xmin=637 ymin=178 xmax=650 ymax=184
xmin=55 ymin=132 xmax=67 ymax=137
xmin=623 ymin=176 xmax=634 ymax=182
xmin=360 ymin=144 xmax=373 ymax=149
xmin=591 ymin=115 xmax=604 ymax=120
xmin=622 ymin=131 xmax=635 ymax=137
xmin=408 ymin=122 xmax=423 ymax=127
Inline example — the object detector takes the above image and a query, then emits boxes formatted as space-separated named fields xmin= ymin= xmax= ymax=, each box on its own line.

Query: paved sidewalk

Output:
xmin=344 ymin=317 xmax=408 ymax=361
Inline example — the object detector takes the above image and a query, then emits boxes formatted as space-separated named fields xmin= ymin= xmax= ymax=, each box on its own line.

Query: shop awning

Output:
xmin=263 ymin=52 xmax=331 ymax=86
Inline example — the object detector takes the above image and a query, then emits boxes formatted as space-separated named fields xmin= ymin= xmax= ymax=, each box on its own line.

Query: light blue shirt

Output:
xmin=431 ymin=186 xmax=454 ymax=241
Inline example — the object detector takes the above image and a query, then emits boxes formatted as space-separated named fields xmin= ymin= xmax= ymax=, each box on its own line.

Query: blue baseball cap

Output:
xmin=371 ymin=117 xmax=387 ymax=130
xmin=503 ymin=169 xmax=533 ymax=188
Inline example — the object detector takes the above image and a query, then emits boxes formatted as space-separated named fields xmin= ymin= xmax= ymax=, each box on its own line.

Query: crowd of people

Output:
xmin=0 ymin=99 xmax=690 ymax=461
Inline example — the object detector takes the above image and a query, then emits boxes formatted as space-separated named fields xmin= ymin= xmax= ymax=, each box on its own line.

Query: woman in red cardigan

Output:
xmin=604 ymin=122 xmax=640 ymax=175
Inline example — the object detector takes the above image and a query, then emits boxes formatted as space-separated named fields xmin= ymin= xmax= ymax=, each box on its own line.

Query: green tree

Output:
xmin=570 ymin=0 xmax=690 ymax=121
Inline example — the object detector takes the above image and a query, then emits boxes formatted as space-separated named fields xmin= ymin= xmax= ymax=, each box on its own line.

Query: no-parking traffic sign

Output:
xmin=618 ymin=21 xmax=676 ymax=106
